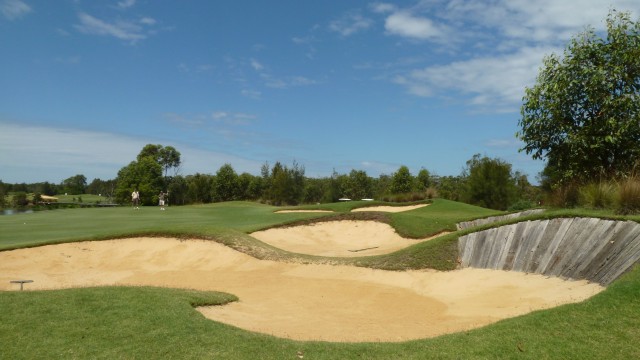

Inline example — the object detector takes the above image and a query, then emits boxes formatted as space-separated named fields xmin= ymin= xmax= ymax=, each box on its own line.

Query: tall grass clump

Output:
xmin=616 ymin=176 xmax=640 ymax=214
xmin=579 ymin=181 xmax=616 ymax=209
xmin=546 ymin=183 xmax=580 ymax=208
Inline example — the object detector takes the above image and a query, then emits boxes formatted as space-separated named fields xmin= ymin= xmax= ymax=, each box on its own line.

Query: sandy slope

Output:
xmin=351 ymin=204 xmax=429 ymax=212
xmin=0 ymin=236 xmax=603 ymax=342
xmin=251 ymin=220 xmax=445 ymax=257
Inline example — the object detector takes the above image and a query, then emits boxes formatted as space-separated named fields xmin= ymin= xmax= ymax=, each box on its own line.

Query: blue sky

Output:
xmin=2 ymin=0 xmax=639 ymax=184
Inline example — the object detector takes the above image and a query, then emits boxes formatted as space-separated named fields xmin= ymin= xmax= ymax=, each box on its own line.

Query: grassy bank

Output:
xmin=1 ymin=199 xmax=638 ymax=358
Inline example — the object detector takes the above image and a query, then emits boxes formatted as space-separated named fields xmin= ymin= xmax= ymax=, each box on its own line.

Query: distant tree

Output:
xmin=115 ymin=157 xmax=163 ymax=205
xmin=137 ymin=144 xmax=182 ymax=180
xmin=61 ymin=174 xmax=87 ymax=195
xmin=518 ymin=10 xmax=640 ymax=185
xmin=12 ymin=192 xmax=28 ymax=208
xmin=390 ymin=166 xmax=413 ymax=194
xmin=288 ymin=160 xmax=305 ymax=205
xmin=434 ymin=175 xmax=466 ymax=202
xmin=186 ymin=173 xmax=214 ymax=204
xmin=0 ymin=181 xmax=6 ymax=208
xmin=372 ymin=174 xmax=391 ymax=199
xmin=213 ymin=164 xmax=239 ymax=202
xmin=344 ymin=170 xmax=373 ymax=200
xmin=12 ymin=183 xmax=28 ymax=193
xmin=415 ymin=168 xmax=432 ymax=191
xmin=463 ymin=154 xmax=517 ymax=210
xmin=32 ymin=182 xmax=57 ymax=196
xmin=166 ymin=175 xmax=188 ymax=206
xmin=303 ymin=178 xmax=325 ymax=204
xmin=513 ymin=171 xmax=541 ymax=205
xmin=266 ymin=161 xmax=306 ymax=205
xmin=246 ymin=175 xmax=264 ymax=200
xmin=322 ymin=169 xmax=344 ymax=203
xmin=86 ymin=178 xmax=112 ymax=196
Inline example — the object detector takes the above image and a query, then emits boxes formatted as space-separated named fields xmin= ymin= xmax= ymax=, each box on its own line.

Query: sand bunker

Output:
xmin=351 ymin=204 xmax=429 ymax=213
xmin=251 ymin=220 xmax=442 ymax=257
xmin=0 ymin=237 xmax=603 ymax=342
xmin=274 ymin=210 xmax=334 ymax=213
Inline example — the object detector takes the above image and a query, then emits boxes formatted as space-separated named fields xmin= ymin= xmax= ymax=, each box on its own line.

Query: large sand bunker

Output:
xmin=251 ymin=220 xmax=443 ymax=257
xmin=351 ymin=204 xmax=429 ymax=213
xmin=0 ymin=237 xmax=603 ymax=342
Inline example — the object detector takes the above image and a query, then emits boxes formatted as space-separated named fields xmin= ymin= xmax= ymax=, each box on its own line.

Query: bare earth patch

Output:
xmin=0 ymin=237 xmax=603 ymax=342
xmin=351 ymin=204 xmax=429 ymax=213
xmin=251 ymin=220 xmax=444 ymax=257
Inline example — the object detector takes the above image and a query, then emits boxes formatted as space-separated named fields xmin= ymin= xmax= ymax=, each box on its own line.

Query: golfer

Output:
xmin=131 ymin=190 xmax=140 ymax=209
xmin=158 ymin=191 xmax=166 ymax=210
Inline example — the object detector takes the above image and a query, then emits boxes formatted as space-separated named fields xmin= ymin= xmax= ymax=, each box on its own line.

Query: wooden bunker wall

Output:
xmin=458 ymin=218 xmax=640 ymax=286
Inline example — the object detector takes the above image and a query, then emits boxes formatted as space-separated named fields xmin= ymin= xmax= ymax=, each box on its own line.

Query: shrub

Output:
xmin=579 ymin=181 xmax=616 ymax=209
xmin=616 ymin=177 xmax=640 ymax=214
xmin=507 ymin=199 xmax=535 ymax=211
xmin=425 ymin=187 xmax=438 ymax=199
xmin=546 ymin=183 xmax=580 ymax=208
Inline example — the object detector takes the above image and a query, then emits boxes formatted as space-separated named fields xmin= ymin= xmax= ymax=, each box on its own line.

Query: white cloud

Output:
xmin=166 ymin=111 xmax=257 ymax=127
xmin=329 ymin=11 xmax=373 ymax=36
xmin=250 ymin=59 xmax=264 ymax=71
xmin=261 ymin=73 xmax=317 ymax=89
xmin=75 ymin=12 xmax=155 ymax=43
xmin=379 ymin=0 xmax=640 ymax=111
xmin=384 ymin=11 xmax=446 ymax=40
xmin=441 ymin=0 xmax=640 ymax=44
xmin=395 ymin=46 xmax=556 ymax=109
xmin=1 ymin=0 xmax=31 ymax=20
xmin=241 ymin=89 xmax=262 ymax=99
xmin=212 ymin=111 xmax=257 ymax=126
xmin=370 ymin=2 xmax=397 ymax=14
xmin=0 ymin=123 xmax=262 ymax=183
xmin=117 ymin=0 xmax=136 ymax=9
xmin=140 ymin=17 xmax=156 ymax=25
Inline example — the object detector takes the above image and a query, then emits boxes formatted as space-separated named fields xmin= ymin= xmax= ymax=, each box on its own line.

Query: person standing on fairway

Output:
xmin=131 ymin=190 xmax=140 ymax=209
xmin=158 ymin=191 xmax=166 ymax=210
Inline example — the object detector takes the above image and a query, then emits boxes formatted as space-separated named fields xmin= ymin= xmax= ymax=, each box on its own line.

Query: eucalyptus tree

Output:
xmin=518 ymin=10 xmax=640 ymax=185
xmin=115 ymin=157 xmax=163 ymax=205
xmin=137 ymin=144 xmax=182 ymax=179
xmin=212 ymin=164 xmax=239 ymax=202
xmin=390 ymin=165 xmax=414 ymax=194
xmin=463 ymin=154 xmax=517 ymax=211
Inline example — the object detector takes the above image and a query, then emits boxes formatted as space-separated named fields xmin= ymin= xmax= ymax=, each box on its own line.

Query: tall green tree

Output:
xmin=137 ymin=144 xmax=182 ymax=179
xmin=115 ymin=157 xmax=163 ymax=205
xmin=518 ymin=10 xmax=640 ymax=185
xmin=265 ymin=161 xmax=306 ymax=205
xmin=434 ymin=175 xmax=465 ymax=202
xmin=61 ymin=174 xmax=87 ymax=195
xmin=463 ymin=154 xmax=516 ymax=210
xmin=415 ymin=168 xmax=432 ymax=191
xmin=212 ymin=164 xmax=239 ymax=202
xmin=344 ymin=170 xmax=373 ymax=199
xmin=166 ymin=175 xmax=188 ymax=206
xmin=0 ymin=181 xmax=6 ymax=208
xmin=185 ymin=173 xmax=214 ymax=204
xmin=390 ymin=165 xmax=413 ymax=194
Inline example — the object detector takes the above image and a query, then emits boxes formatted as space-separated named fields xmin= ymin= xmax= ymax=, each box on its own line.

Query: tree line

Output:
xmin=1 ymin=143 xmax=540 ymax=211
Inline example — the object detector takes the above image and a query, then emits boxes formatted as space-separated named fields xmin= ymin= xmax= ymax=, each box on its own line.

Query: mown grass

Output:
xmin=1 ymin=199 xmax=639 ymax=359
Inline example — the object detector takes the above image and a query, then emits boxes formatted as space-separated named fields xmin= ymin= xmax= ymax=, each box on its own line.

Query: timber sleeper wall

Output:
xmin=458 ymin=218 xmax=640 ymax=286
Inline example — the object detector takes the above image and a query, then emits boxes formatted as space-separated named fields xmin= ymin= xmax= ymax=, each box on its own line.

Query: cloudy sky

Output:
xmin=2 ymin=0 xmax=639 ymax=184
